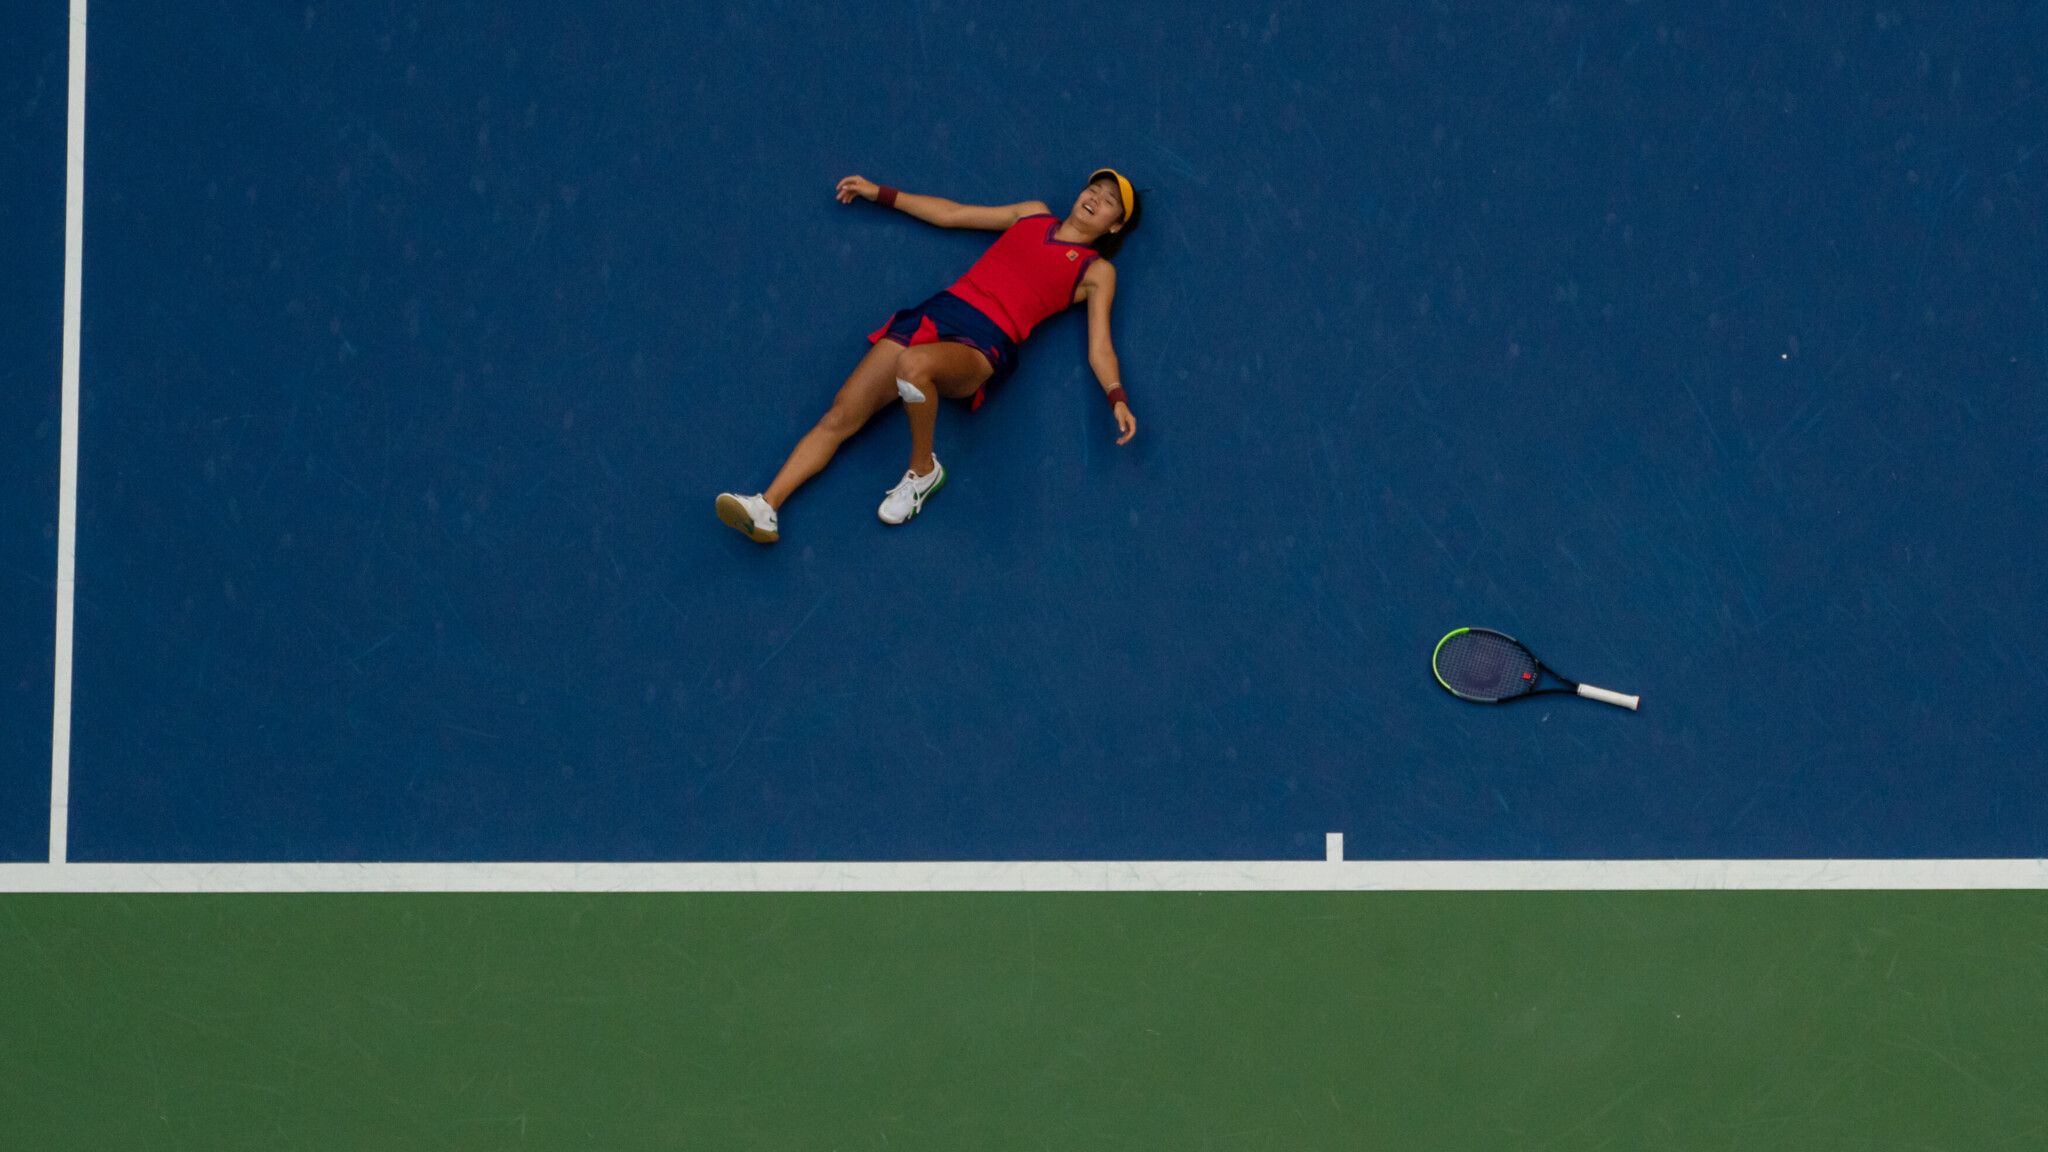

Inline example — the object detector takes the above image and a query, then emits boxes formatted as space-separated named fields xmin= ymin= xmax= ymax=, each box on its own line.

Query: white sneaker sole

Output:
xmin=715 ymin=494 xmax=779 ymax=543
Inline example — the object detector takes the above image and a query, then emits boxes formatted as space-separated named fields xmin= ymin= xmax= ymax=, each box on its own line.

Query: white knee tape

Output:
xmin=896 ymin=377 xmax=928 ymax=404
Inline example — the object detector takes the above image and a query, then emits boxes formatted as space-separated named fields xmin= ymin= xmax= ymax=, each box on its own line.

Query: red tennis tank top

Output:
xmin=947 ymin=215 xmax=1100 ymax=343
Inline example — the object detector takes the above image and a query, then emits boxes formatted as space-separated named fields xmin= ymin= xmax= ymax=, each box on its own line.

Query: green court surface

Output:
xmin=4 ymin=892 xmax=2044 ymax=1149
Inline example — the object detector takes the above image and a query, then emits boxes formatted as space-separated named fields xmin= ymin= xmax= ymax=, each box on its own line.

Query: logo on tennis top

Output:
xmin=1067 ymin=250 xmax=1079 ymax=261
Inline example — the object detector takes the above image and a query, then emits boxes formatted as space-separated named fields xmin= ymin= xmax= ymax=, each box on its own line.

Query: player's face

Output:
xmin=1072 ymin=178 xmax=1125 ymax=233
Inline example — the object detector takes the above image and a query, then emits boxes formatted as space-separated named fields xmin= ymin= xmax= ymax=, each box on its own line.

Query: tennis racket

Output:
xmin=1431 ymin=627 xmax=1639 ymax=711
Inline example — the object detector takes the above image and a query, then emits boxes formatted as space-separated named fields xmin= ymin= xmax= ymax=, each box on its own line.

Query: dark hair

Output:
xmin=1094 ymin=183 xmax=1143 ymax=260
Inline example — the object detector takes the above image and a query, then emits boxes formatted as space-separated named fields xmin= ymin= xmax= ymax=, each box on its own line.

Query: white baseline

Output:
xmin=2 ymin=859 xmax=2045 ymax=894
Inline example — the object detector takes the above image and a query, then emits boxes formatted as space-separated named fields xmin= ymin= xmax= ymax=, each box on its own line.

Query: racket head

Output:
xmin=1431 ymin=627 xmax=1543 ymax=703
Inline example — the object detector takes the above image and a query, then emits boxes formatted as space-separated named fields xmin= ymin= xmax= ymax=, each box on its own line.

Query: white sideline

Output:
xmin=2 ymin=859 xmax=2044 ymax=894
xmin=49 ymin=0 xmax=90 ymax=865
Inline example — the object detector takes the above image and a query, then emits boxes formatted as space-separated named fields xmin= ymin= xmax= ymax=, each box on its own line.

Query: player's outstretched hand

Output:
xmin=836 ymin=175 xmax=879 ymax=204
xmin=1113 ymin=402 xmax=1137 ymax=446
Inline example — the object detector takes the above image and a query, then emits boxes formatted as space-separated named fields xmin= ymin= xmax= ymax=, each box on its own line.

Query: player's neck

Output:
xmin=1052 ymin=217 xmax=1099 ymax=246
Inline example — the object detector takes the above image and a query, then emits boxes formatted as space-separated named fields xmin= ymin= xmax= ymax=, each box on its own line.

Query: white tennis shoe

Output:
xmin=715 ymin=492 xmax=779 ymax=543
xmin=877 ymin=458 xmax=946 ymax=525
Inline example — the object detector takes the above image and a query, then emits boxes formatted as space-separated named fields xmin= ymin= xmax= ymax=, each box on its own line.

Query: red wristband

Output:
xmin=878 ymin=186 xmax=899 ymax=208
xmin=1106 ymin=386 xmax=1127 ymax=407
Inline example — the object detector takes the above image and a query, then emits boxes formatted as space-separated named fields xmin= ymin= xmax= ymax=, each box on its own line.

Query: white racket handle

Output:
xmin=1576 ymin=683 xmax=1640 ymax=711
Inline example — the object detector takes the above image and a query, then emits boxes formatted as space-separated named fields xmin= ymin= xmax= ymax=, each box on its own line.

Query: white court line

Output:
xmin=49 ymin=0 xmax=90 ymax=865
xmin=1 ymin=859 xmax=2044 ymax=893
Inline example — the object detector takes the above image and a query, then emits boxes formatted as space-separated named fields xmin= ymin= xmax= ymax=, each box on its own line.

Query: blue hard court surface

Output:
xmin=50 ymin=1 xmax=2048 ymax=862
xmin=0 ymin=2 xmax=64 ymax=861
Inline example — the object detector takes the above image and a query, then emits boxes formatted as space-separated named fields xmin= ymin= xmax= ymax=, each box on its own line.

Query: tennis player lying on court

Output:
xmin=715 ymin=169 xmax=1141 ymax=543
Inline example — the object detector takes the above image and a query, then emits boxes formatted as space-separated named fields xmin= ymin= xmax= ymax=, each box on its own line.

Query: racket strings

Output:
xmin=1435 ymin=632 xmax=1540 ymax=701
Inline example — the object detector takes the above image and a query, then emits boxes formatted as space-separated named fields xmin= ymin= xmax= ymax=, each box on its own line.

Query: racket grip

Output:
xmin=1576 ymin=683 xmax=1640 ymax=711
